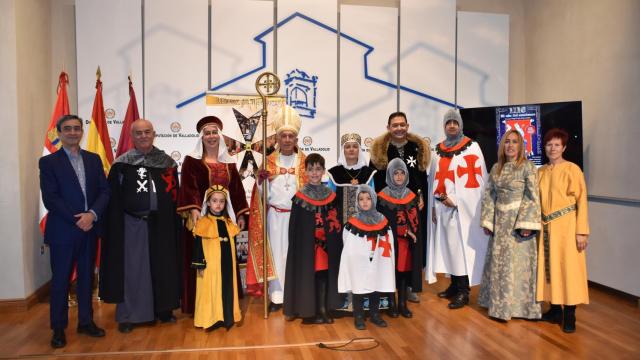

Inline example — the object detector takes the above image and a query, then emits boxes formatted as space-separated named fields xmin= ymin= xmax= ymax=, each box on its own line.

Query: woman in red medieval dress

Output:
xmin=177 ymin=116 xmax=249 ymax=314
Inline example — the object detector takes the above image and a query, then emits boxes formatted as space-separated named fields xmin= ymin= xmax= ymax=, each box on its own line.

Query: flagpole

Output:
xmin=255 ymin=72 xmax=280 ymax=319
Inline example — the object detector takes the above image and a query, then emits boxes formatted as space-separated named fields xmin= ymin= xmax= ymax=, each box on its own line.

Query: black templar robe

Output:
xmin=100 ymin=160 xmax=181 ymax=314
xmin=284 ymin=191 xmax=343 ymax=318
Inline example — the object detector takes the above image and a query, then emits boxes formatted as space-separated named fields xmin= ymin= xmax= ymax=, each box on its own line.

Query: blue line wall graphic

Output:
xmin=177 ymin=12 xmax=478 ymax=109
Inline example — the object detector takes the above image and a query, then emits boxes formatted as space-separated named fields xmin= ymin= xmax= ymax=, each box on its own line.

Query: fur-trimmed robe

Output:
xmin=370 ymin=132 xmax=430 ymax=175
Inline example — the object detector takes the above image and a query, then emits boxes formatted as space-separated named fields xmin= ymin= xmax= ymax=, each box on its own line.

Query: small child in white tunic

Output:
xmin=338 ymin=185 xmax=395 ymax=330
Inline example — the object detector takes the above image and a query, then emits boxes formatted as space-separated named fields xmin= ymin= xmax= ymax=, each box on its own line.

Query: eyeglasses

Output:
xmin=61 ymin=126 xmax=83 ymax=132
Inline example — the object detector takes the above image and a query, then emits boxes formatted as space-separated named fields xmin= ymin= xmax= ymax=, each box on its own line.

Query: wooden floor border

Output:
xmin=588 ymin=281 xmax=639 ymax=307
xmin=0 ymin=280 xmax=637 ymax=314
xmin=0 ymin=281 xmax=50 ymax=314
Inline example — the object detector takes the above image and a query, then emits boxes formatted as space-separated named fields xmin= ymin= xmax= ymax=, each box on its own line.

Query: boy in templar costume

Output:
xmin=284 ymin=153 xmax=342 ymax=324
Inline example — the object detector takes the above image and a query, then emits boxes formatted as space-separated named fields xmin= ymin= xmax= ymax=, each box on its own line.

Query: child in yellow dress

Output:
xmin=192 ymin=185 xmax=242 ymax=331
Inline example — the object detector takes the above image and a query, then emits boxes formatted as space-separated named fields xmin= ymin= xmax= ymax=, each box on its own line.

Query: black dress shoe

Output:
xmin=563 ymin=305 xmax=576 ymax=333
xmin=159 ymin=314 xmax=177 ymax=324
xmin=268 ymin=302 xmax=282 ymax=313
xmin=302 ymin=316 xmax=324 ymax=325
xmin=399 ymin=304 xmax=413 ymax=318
xmin=205 ymin=322 xmax=224 ymax=332
xmin=541 ymin=304 xmax=562 ymax=324
xmin=437 ymin=289 xmax=456 ymax=299
xmin=118 ymin=322 xmax=134 ymax=333
xmin=354 ymin=316 xmax=366 ymax=330
xmin=437 ymin=280 xmax=457 ymax=299
xmin=321 ymin=314 xmax=334 ymax=324
xmin=77 ymin=321 xmax=106 ymax=337
xmin=51 ymin=329 xmax=66 ymax=349
xmin=369 ymin=314 xmax=388 ymax=328
xmin=386 ymin=296 xmax=399 ymax=318
xmin=448 ymin=292 xmax=469 ymax=310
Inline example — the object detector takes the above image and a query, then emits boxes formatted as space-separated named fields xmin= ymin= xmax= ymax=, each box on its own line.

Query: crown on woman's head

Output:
xmin=340 ymin=133 xmax=361 ymax=146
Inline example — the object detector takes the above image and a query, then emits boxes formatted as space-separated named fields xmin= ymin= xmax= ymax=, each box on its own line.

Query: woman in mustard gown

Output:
xmin=537 ymin=128 xmax=590 ymax=333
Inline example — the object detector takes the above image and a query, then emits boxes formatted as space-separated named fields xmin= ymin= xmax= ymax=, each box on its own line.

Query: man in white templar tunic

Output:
xmin=253 ymin=106 xmax=306 ymax=312
xmin=427 ymin=109 xmax=489 ymax=309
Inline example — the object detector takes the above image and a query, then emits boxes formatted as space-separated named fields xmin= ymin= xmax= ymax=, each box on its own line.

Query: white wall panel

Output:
xmin=144 ymin=0 xmax=208 ymax=166
xmin=457 ymin=11 xmax=509 ymax=108
xmin=210 ymin=0 xmax=274 ymax=95
xmin=340 ymin=4 xmax=398 ymax=151
xmin=76 ymin=0 xmax=143 ymax=152
xmin=400 ymin=0 xmax=456 ymax=144
xmin=587 ymin=201 xmax=640 ymax=296
xmin=278 ymin=0 xmax=338 ymax=165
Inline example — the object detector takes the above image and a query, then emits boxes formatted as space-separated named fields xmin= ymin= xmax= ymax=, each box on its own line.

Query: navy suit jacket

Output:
xmin=39 ymin=149 xmax=110 ymax=244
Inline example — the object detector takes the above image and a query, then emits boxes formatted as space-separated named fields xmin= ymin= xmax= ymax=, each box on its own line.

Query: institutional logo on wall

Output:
xmin=285 ymin=69 xmax=317 ymax=119
xmin=105 ymin=108 xmax=116 ymax=119
xmin=303 ymin=136 xmax=313 ymax=146
xmin=364 ymin=137 xmax=373 ymax=148
xmin=171 ymin=151 xmax=181 ymax=161
xmin=170 ymin=122 xmax=182 ymax=133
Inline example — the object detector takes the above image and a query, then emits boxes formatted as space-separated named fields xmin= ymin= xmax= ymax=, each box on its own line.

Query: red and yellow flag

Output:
xmin=39 ymin=71 xmax=71 ymax=234
xmin=115 ymin=76 xmax=140 ymax=157
xmin=86 ymin=67 xmax=114 ymax=174
xmin=85 ymin=67 xmax=114 ymax=273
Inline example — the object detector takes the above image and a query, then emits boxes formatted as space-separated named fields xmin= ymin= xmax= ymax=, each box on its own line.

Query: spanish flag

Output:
xmin=39 ymin=71 xmax=70 ymax=234
xmin=86 ymin=67 xmax=114 ymax=174
xmin=86 ymin=67 xmax=113 ymax=274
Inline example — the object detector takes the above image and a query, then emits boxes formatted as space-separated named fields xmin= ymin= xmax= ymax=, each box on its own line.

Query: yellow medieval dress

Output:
xmin=192 ymin=215 xmax=242 ymax=329
xmin=536 ymin=161 xmax=590 ymax=305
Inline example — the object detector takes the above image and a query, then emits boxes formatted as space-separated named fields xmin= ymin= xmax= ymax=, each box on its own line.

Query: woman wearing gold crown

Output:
xmin=327 ymin=133 xmax=377 ymax=223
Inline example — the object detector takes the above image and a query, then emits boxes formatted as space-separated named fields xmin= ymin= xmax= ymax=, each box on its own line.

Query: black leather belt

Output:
xmin=125 ymin=211 xmax=152 ymax=221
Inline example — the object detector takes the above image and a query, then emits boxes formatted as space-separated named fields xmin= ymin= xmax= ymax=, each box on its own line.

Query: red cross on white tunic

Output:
xmin=434 ymin=156 xmax=454 ymax=195
xmin=378 ymin=234 xmax=392 ymax=258
xmin=456 ymin=154 xmax=482 ymax=188
xmin=367 ymin=234 xmax=392 ymax=258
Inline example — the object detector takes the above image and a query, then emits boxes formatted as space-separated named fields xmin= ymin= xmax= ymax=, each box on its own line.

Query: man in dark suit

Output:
xmin=39 ymin=114 xmax=110 ymax=348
